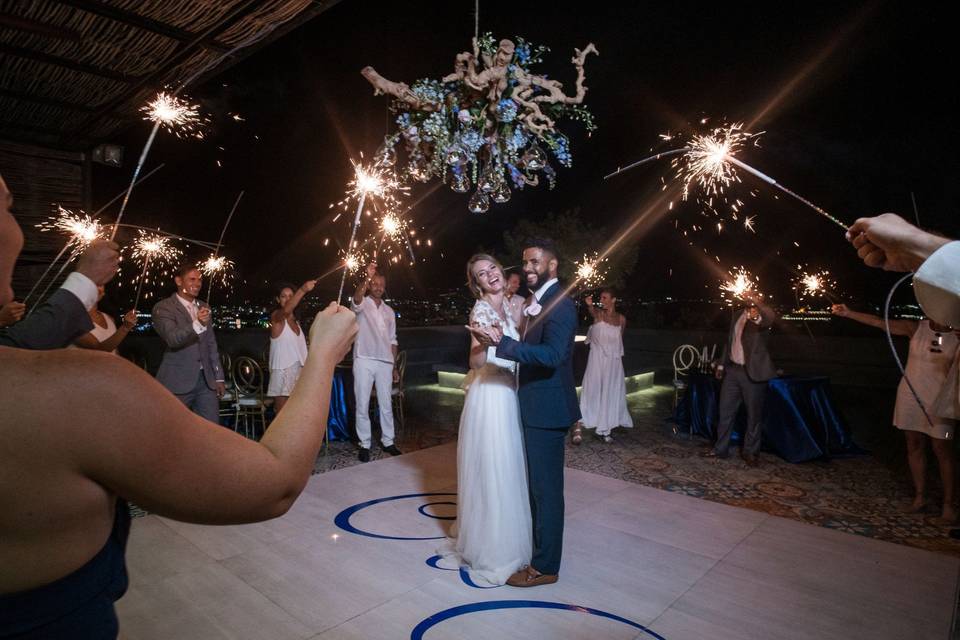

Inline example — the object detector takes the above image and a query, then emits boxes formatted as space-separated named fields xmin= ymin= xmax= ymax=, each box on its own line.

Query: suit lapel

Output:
xmin=524 ymin=282 xmax=560 ymax=343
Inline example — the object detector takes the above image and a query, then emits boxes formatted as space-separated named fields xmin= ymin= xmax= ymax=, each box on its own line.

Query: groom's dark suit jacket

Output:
xmin=497 ymin=281 xmax=580 ymax=428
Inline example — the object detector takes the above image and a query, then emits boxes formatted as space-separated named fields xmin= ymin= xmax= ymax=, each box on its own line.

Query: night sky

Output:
xmin=91 ymin=0 xmax=956 ymax=306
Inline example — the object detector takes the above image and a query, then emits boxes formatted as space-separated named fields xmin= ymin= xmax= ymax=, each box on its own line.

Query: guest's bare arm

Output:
xmin=58 ymin=303 xmax=357 ymax=525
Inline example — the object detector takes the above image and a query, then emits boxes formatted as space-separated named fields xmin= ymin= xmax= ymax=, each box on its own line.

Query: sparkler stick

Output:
xmin=204 ymin=191 xmax=244 ymax=305
xmin=336 ymin=191 xmax=367 ymax=304
xmin=606 ymin=124 xmax=849 ymax=230
xmin=23 ymin=165 xmax=165 ymax=308
xmin=110 ymin=122 xmax=160 ymax=241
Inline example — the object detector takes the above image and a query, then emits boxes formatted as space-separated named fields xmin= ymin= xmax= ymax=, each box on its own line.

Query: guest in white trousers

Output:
xmin=574 ymin=288 xmax=633 ymax=444
xmin=352 ymin=263 xmax=402 ymax=462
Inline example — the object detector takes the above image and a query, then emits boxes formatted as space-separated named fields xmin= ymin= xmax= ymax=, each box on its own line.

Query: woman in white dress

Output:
xmin=833 ymin=304 xmax=959 ymax=523
xmin=71 ymin=285 xmax=138 ymax=354
xmin=574 ymin=288 xmax=633 ymax=444
xmin=441 ymin=254 xmax=532 ymax=586
xmin=268 ymin=280 xmax=316 ymax=413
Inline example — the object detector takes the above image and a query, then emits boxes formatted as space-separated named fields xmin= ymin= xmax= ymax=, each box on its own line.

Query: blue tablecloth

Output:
xmin=672 ymin=372 xmax=860 ymax=463
xmin=327 ymin=367 xmax=352 ymax=442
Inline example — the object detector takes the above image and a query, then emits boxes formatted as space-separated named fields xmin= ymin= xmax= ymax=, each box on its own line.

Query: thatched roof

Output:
xmin=0 ymin=0 xmax=340 ymax=151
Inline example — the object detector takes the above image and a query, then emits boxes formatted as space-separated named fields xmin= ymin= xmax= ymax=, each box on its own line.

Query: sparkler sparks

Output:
xmin=198 ymin=254 xmax=235 ymax=286
xmin=127 ymin=231 xmax=183 ymax=306
xmin=574 ymin=252 xmax=609 ymax=289
xmin=793 ymin=267 xmax=837 ymax=300
xmin=673 ymin=123 xmax=755 ymax=200
xmin=719 ymin=266 xmax=759 ymax=305
xmin=37 ymin=206 xmax=104 ymax=250
xmin=141 ymin=92 xmax=206 ymax=138
xmin=378 ymin=211 xmax=408 ymax=243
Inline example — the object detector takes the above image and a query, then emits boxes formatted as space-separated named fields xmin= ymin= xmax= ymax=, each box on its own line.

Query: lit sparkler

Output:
xmin=719 ymin=266 xmax=759 ymax=305
xmin=130 ymin=232 xmax=183 ymax=309
xmin=605 ymin=122 xmax=848 ymax=230
xmin=198 ymin=254 xmax=235 ymax=287
xmin=792 ymin=267 xmax=837 ymax=301
xmin=574 ymin=252 xmax=609 ymax=289
xmin=141 ymin=92 xmax=205 ymax=138
xmin=334 ymin=157 xmax=409 ymax=303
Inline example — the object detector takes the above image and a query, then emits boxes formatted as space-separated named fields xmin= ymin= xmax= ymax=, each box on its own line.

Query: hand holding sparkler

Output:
xmin=830 ymin=303 xmax=850 ymax=318
xmin=75 ymin=240 xmax=121 ymax=286
xmin=121 ymin=309 xmax=139 ymax=330
xmin=847 ymin=213 xmax=950 ymax=273
xmin=197 ymin=306 xmax=211 ymax=326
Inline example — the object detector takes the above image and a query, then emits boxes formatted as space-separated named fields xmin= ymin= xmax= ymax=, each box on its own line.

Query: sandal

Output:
xmin=571 ymin=424 xmax=583 ymax=445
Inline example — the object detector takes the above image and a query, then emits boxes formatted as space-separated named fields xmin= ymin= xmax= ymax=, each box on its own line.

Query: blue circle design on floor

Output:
xmin=418 ymin=502 xmax=457 ymax=520
xmin=334 ymin=493 xmax=457 ymax=540
xmin=410 ymin=600 xmax=666 ymax=639
xmin=424 ymin=555 xmax=499 ymax=589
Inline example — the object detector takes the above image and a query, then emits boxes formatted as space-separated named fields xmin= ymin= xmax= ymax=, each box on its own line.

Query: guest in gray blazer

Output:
xmin=703 ymin=291 xmax=778 ymax=466
xmin=152 ymin=264 xmax=225 ymax=423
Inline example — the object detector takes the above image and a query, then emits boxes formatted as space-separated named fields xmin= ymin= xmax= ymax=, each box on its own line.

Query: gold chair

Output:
xmin=232 ymin=356 xmax=268 ymax=440
xmin=218 ymin=352 xmax=235 ymax=423
xmin=392 ymin=350 xmax=407 ymax=436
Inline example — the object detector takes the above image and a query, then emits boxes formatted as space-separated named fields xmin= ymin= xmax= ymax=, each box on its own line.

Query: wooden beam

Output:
xmin=0 ymin=12 xmax=83 ymax=41
xmin=0 ymin=42 xmax=134 ymax=82
xmin=55 ymin=0 xmax=229 ymax=53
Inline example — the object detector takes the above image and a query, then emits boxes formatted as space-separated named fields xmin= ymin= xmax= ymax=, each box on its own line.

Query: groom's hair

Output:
xmin=523 ymin=237 xmax=560 ymax=263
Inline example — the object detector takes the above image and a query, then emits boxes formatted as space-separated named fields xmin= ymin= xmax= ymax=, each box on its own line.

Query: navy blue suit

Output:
xmin=497 ymin=281 xmax=580 ymax=575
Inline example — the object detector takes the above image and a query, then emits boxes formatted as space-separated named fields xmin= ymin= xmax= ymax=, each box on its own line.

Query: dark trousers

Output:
xmin=714 ymin=364 xmax=766 ymax=457
xmin=523 ymin=424 xmax=568 ymax=575
xmin=175 ymin=371 xmax=220 ymax=424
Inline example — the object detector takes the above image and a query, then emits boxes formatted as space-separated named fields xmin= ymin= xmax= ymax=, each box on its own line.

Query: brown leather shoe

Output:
xmin=506 ymin=565 xmax=559 ymax=587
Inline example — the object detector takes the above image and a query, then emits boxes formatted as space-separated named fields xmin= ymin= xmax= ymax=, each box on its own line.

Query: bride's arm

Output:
xmin=468 ymin=332 xmax=488 ymax=369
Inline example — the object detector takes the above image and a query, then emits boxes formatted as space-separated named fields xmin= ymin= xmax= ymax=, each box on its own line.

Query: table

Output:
xmin=672 ymin=372 xmax=860 ymax=462
xmin=327 ymin=366 xmax=353 ymax=442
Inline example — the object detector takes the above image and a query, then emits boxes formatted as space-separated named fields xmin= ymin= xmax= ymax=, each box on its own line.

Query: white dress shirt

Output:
xmin=351 ymin=296 xmax=397 ymax=364
xmin=176 ymin=294 xmax=207 ymax=334
xmin=914 ymin=241 xmax=960 ymax=327
xmin=533 ymin=277 xmax=558 ymax=301
xmin=60 ymin=272 xmax=98 ymax=311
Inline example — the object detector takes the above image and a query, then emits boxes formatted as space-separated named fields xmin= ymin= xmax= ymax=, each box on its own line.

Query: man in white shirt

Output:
xmin=152 ymin=264 xmax=226 ymax=424
xmin=352 ymin=263 xmax=401 ymax=462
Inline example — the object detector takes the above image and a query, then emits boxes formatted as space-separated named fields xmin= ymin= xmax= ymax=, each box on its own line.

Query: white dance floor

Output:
xmin=117 ymin=442 xmax=958 ymax=639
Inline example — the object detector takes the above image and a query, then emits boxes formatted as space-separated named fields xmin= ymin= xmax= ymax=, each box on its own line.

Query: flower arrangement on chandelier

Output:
xmin=361 ymin=33 xmax=598 ymax=213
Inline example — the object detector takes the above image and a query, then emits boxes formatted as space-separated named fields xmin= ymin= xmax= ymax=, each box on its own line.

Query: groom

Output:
xmin=471 ymin=238 xmax=580 ymax=586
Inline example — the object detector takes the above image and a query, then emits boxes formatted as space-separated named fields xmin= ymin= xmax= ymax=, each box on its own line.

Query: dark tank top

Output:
xmin=0 ymin=499 xmax=131 ymax=639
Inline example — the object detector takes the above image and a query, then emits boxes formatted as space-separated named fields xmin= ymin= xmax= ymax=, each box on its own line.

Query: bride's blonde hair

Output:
xmin=465 ymin=253 xmax=504 ymax=299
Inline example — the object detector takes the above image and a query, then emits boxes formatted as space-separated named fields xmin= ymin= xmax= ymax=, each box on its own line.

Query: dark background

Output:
xmin=91 ymin=0 xmax=957 ymax=307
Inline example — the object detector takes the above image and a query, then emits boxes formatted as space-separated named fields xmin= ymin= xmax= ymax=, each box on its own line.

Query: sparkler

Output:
xmin=130 ymin=232 xmax=183 ymax=310
xmin=24 ymin=207 xmax=106 ymax=313
xmin=792 ymin=267 xmax=838 ymax=302
xmin=719 ymin=266 xmax=759 ymax=306
xmin=605 ymin=123 xmax=848 ymax=230
xmin=334 ymin=158 xmax=408 ymax=303
xmin=110 ymin=92 xmax=208 ymax=241
xmin=574 ymin=252 xmax=609 ymax=289
xmin=203 ymin=191 xmax=244 ymax=305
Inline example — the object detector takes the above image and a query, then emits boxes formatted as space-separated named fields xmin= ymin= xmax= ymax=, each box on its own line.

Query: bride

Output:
xmin=441 ymin=253 xmax=532 ymax=586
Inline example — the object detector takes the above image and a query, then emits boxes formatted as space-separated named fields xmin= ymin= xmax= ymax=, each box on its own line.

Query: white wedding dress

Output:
xmin=441 ymin=299 xmax=532 ymax=586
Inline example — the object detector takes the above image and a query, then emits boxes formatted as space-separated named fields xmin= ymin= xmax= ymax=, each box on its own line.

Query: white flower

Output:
xmin=524 ymin=301 xmax=542 ymax=317
xmin=458 ymin=109 xmax=472 ymax=124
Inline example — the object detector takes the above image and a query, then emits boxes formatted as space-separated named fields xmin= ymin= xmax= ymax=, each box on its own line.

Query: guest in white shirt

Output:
xmin=71 ymin=285 xmax=138 ymax=354
xmin=352 ymin=263 xmax=402 ymax=462
xmin=505 ymin=270 xmax=525 ymax=318
xmin=268 ymin=280 xmax=315 ymax=413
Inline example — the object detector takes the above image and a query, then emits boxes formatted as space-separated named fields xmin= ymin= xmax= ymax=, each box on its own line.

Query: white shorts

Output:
xmin=267 ymin=362 xmax=303 ymax=397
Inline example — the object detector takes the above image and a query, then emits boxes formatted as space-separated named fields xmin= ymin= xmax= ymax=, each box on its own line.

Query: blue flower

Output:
xmin=516 ymin=44 xmax=530 ymax=65
xmin=506 ymin=163 xmax=526 ymax=189
xmin=496 ymin=99 xmax=518 ymax=123
xmin=459 ymin=130 xmax=484 ymax=153
xmin=395 ymin=113 xmax=411 ymax=129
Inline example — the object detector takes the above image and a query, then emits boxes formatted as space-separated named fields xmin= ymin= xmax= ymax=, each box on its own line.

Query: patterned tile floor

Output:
xmin=309 ymin=383 xmax=960 ymax=558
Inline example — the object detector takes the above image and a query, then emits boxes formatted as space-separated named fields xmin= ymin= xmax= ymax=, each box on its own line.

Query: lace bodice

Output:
xmin=469 ymin=299 xmax=518 ymax=375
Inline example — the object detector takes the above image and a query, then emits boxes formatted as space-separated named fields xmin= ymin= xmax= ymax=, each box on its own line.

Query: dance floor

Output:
xmin=117 ymin=442 xmax=958 ymax=639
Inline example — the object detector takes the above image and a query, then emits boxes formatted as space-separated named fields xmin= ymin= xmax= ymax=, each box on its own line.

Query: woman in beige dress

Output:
xmin=833 ymin=304 xmax=958 ymax=523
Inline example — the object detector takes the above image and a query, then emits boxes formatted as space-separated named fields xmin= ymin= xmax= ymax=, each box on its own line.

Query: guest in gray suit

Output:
xmin=703 ymin=292 xmax=777 ymax=466
xmin=152 ymin=263 xmax=225 ymax=423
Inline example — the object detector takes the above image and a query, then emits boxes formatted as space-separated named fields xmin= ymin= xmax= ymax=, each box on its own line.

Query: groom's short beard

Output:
xmin=526 ymin=267 xmax=549 ymax=290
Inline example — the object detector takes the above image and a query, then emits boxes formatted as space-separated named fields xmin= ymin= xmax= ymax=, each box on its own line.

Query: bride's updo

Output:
xmin=466 ymin=253 xmax=504 ymax=299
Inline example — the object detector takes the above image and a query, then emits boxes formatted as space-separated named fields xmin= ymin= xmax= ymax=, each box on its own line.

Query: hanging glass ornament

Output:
xmin=449 ymin=170 xmax=471 ymax=193
xmin=492 ymin=181 xmax=512 ymax=203
xmin=521 ymin=143 xmax=546 ymax=171
xmin=467 ymin=191 xmax=490 ymax=213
